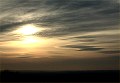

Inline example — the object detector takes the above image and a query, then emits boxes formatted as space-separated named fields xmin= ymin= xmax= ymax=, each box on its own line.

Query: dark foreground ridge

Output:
xmin=0 ymin=70 xmax=119 ymax=82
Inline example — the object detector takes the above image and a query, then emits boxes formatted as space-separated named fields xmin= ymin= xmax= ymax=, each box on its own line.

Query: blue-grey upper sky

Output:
xmin=0 ymin=0 xmax=119 ymax=70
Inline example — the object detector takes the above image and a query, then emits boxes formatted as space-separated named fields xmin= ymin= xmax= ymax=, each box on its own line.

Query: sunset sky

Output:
xmin=0 ymin=0 xmax=119 ymax=71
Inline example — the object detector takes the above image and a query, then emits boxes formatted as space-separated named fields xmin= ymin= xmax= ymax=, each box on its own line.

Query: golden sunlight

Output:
xmin=22 ymin=36 xmax=39 ymax=44
xmin=11 ymin=24 xmax=47 ymax=48
xmin=21 ymin=36 xmax=42 ymax=47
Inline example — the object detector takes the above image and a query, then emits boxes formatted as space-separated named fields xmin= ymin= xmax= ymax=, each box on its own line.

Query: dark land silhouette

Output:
xmin=0 ymin=70 xmax=119 ymax=82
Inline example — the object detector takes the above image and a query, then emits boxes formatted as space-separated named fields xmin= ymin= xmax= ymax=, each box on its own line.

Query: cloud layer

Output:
xmin=0 ymin=0 xmax=119 ymax=34
xmin=0 ymin=0 xmax=119 ymax=70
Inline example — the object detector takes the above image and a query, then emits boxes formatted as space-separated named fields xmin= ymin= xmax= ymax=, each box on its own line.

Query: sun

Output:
xmin=16 ymin=24 xmax=40 ymax=35
xmin=12 ymin=24 xmax=48 ymax=48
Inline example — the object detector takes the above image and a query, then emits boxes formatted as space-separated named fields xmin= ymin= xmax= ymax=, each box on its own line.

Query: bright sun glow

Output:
xmin=22 ymin=36 xmax=39 ymax=44
xmin=9 ymin=36 xmax=48 ymax=49
xmin=12 ymin=24 xmax=46 ymax=48
xmin=16 ymin=24 xmax=40 ymax=35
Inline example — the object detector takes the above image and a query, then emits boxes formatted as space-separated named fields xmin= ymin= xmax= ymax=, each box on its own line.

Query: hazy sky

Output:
xmin=0 ymin=0 xmax=119 ymax=71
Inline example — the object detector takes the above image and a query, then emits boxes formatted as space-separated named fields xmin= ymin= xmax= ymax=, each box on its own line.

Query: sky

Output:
xmin=0 ymin=0 xmax=120 ymax=71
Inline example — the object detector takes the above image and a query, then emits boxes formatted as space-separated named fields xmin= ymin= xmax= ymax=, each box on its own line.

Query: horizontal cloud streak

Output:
xmin=63 ymin=45 xmax=103 ymax=51
xmin=100 ymin=50 xmax=120 ymax=54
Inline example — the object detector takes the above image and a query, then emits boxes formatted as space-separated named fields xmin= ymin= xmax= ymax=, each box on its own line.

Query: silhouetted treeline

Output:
xmin=0 ymin=70 xmax=119 ymax=82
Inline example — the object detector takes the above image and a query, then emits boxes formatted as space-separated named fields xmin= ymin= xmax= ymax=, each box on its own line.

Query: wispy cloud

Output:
xmin=63 ymin=45 xmax=103 ymax=51
xmin=0 ymin=0 xmax=119 ymax=35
